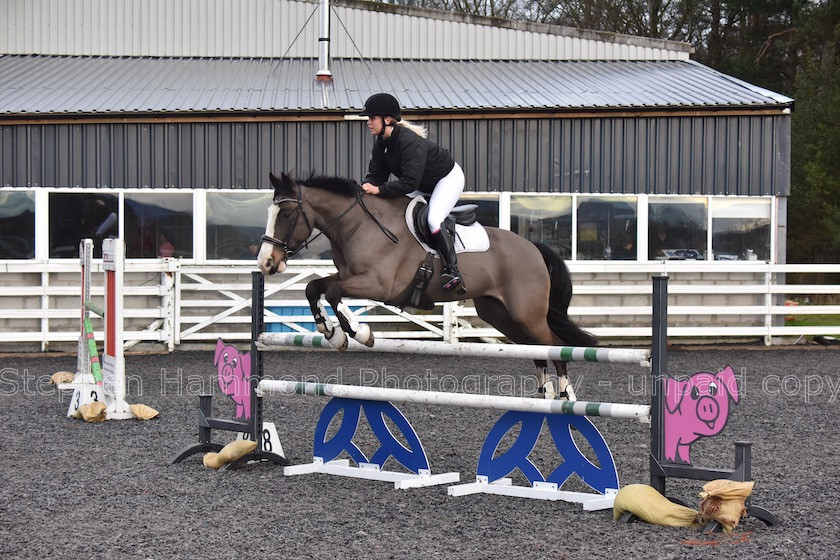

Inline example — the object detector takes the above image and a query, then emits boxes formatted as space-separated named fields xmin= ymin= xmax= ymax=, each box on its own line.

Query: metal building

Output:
xmin=0 ymin=0 xmax=807 ymax=350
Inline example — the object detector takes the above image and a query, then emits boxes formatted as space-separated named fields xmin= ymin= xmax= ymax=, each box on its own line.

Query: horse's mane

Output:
xmin=300 ymin=173 xmax=359 ymax=198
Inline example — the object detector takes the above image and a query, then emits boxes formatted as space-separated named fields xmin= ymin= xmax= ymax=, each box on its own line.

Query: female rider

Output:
xmin=359 ymin=93 xmax=466 ymax=294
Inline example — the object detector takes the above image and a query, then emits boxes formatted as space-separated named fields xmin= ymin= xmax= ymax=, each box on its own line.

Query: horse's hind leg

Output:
xmin=474 ymin=296 xmax=566 ymax=400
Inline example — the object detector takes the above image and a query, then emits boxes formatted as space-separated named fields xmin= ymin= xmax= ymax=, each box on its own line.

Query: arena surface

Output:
xmin=1 ymin=345 xmax=835 ymax=559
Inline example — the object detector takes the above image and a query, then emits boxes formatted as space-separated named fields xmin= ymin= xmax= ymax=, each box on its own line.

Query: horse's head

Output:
xmin=258 ymin=172 xmax=314 ymax=275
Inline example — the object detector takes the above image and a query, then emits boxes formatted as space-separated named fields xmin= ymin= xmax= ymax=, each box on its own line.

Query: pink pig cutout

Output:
xmin=214 ymin=339 xmax=252 ymax=420
xmin=662 ymin=366 xmax=739 ymax=464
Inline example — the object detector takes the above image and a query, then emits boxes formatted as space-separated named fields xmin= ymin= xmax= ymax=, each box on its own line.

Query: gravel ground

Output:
xmin=0 ymin=345 xmax=837 ymax=559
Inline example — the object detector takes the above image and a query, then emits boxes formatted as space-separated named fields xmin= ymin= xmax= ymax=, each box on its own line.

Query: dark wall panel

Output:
xmin=0 ymin=114 xmax=790 ymax=196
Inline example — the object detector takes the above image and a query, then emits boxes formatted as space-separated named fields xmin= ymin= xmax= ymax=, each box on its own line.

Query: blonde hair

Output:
xmin=395 ymin=118 xmax=428 ymax=139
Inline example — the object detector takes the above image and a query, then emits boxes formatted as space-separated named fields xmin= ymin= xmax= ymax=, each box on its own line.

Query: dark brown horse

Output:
xmin=258 ymin=172 xmax=596 ymax=400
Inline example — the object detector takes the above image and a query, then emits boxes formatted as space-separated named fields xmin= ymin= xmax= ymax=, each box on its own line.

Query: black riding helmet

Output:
xmin=359 ymin=93 xmax=402 ymax=121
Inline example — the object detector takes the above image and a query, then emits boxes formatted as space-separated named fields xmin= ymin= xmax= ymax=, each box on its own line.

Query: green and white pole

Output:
xmin=258 ymin=332 xmax=651 ymax=366
xmin=257 ymin=379 xmax=650 ymax=420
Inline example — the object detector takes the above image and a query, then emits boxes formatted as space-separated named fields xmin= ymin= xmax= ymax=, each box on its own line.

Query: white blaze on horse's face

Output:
xmin=258 ymin=203 xmax=286 ymax=275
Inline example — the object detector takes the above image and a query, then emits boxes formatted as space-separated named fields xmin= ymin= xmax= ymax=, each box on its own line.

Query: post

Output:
xmin=101 ymin=239 xmax=134 ymax=419
xmin=73 ymin=239 xmax=96 ymax=386
xmin=250 ymin=271 xmax=265 ymax=451
xmin=649 ymin=274 xmax=668 ymax=493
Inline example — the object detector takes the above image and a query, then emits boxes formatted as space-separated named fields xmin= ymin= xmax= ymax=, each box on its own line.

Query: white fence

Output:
xmin=2 ymin=259 xmax=840 ymax=351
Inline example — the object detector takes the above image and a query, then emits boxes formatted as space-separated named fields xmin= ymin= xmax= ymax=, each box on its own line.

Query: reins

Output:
xmin=261 ymin=184 xmax=398 ymax=259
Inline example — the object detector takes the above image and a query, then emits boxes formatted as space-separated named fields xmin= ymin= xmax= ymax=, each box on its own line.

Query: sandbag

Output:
xmin=50 ymin=371 xmax=75 ymax=384
xmin=129 ymin=404 xmax=160 ymax=420
xmin=613 ymin=484 xmax=701 ymax=527
xmin=203 ymin=439 xmax=257 ymax=469
xmin=77 ymin=401 xmax=108 ymax=423
xmin=698 ymin=479 xmax=754 ymax=531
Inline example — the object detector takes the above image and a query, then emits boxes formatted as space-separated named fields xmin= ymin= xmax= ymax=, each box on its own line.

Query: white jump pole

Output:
xmin=257 ymin=379 xmax=650 ymax=420
xmin=257 ymin=333 xmax=651 ymax=366
xmin=101 ymin=238 xmax=134 ymax=420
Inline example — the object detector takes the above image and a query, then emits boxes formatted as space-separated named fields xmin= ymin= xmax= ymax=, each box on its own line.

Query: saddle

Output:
xmin=411 ymin=199 xmax=478 ymax=246
xmin=386 ymin=198 xmax=479 ymax=311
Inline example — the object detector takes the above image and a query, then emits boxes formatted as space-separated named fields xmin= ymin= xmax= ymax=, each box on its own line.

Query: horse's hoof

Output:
xmin=354 ymin=324 xmax=374 ymax=347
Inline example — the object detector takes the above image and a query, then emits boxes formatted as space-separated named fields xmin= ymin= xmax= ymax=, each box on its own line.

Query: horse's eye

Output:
xmin=280 ymin=210 xmax=293 ymax=219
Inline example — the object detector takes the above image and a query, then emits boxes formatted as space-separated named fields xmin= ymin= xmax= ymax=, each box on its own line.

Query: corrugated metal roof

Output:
xmin=0 ymin=55 xmax=792 ymax=116
xmin=1 ymin=0 xmax=692 ymax=61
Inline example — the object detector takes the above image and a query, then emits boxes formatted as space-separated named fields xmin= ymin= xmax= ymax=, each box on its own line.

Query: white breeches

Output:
xmin=407 ymin=163 xmax=465 ymax=233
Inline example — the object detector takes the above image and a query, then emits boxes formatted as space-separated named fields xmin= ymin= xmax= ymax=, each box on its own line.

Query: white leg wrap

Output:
xmin=558 ymin=376 xmax=576 ymax=401
xmin=314 ymin=301 xmax=335 ymax=336
xmin=335 ymin=302 xmax=360 ymax=332
xmin=354 ymin=323 xmax=374 ymax=347
xmin=540 ymin=379 xmax=555 ymax=400
xmin=336 ymin=302 xmax=374 ymax=347
xmin=326 ymin=327 xmax=348 ymax=351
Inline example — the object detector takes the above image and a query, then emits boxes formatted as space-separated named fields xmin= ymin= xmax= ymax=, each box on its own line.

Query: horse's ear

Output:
xmin=269 ymin=172 xmax=295 ymax=197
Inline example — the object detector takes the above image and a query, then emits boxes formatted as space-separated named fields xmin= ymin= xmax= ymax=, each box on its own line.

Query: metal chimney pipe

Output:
xmin=315 ymin=0 xmax=332 ymax=82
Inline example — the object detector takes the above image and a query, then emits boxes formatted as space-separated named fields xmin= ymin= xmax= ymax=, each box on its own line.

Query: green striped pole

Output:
xmin=257 ymin=379 xmax=650 ymax=420
xmin=83 ymin=318 xmax=103 ymax=384
xmin=84 ymin=299 xmax=106 ymax=318
xmin=258 ymin=332 xmax=650 ymax=366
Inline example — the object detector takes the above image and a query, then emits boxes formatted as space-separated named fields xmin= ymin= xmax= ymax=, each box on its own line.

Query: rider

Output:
xmin=359 ymin=93 xmax=466 ymax=293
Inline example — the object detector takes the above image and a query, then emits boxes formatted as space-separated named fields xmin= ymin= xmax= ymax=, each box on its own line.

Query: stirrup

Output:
xmin=441 ymin=272 xmax=465 ymax=294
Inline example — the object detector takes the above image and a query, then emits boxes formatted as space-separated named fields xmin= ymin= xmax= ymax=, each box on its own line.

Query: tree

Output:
xmin=788 ymin=8 xmax=840 ymax=262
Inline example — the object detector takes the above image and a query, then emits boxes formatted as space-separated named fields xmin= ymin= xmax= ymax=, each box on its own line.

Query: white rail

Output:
xmin=2 ymin=260 xmax=840 ymax=349
xmin=256 ymin=380 xmax=651 ymax=420
xmin=257 ymin=332 xmax=651 ymax=365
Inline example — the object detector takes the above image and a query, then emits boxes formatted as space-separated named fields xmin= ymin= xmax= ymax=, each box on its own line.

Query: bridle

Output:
xmin=260 ymin=183 xmax=398 ymax=260
xmin=260 ymin=186 xmax=311 ymax=260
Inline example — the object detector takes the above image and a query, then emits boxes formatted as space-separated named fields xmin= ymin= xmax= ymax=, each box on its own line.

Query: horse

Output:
xmin=257 ymin=172 xmax=597 ymax=400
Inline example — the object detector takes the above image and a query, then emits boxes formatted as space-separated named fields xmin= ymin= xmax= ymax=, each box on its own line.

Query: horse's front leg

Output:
xmin=322 ymin=274 xmax=382 ymax=348
xmin=305 ymin=275 xmax=348 ymax=351
xmin=322 ymin=284 xmax=374 ymax=347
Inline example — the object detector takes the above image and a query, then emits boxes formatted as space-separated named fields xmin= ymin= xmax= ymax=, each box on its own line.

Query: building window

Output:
xmin=49 ymin=192 xmax=118 ymax=258
xmin=510 ymin=195 xmax=572 ymax=258
xmin=649 ymin=197 xmax=708 ymax=260
xmin=458 ymin=194 xmax=500 ymax=228
xmin=206 ymin=192 xmax=273 ymax=260
xmin=711 ymin=198 xmax=771 ymax=261
xmin=0 ymin=191 xmax=36 ymax=259
xmin=125 ymin=193 xmax=193 ymax=259
xmin=577 ymin=196 xmax=637 ymax=260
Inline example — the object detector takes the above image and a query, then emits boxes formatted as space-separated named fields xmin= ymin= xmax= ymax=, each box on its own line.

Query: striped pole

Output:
xmin=257 ymin=332 xmax=651 ymax=366
xmin=84 ymin=299 xmax=106 ymax=318
xmin=257 ymin=379 xmax=650 ymax=419
xmin=83 ymin=318 xmax=103 ymax=384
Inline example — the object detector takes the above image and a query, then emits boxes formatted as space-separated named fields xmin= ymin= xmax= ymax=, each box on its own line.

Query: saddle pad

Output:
xmin=405 ymin=197 xmax=490 ymax=254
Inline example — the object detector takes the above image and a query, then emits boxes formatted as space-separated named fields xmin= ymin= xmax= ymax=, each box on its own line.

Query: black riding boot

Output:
xmin=432 ymin=224 xmax=466 ymax=294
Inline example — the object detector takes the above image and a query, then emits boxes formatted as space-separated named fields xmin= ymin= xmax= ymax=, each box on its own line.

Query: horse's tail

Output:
xmin=533 ymin=242 xmax=598 ymax=348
